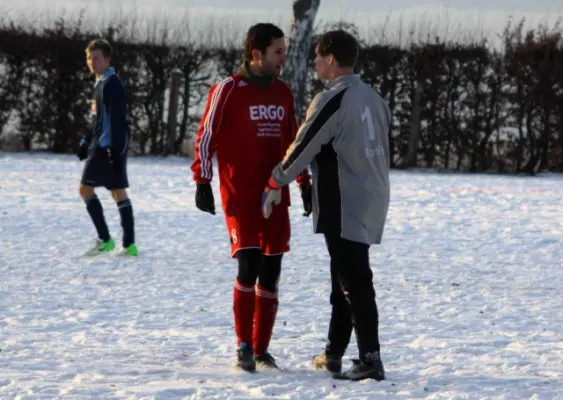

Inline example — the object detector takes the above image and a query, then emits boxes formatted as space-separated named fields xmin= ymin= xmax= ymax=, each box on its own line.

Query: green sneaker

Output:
xmin=117 ymin=243 xmax=138 ymax=257
xmin=84 ymin=238 xmax=116 ymax=256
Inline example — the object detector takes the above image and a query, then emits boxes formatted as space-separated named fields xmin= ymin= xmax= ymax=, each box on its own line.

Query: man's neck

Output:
xmin=96 ymin=67 xmax=111 ymax=80
xmin=239 ymin=62 xmax=274 ymax=89
xmin=330 ymin=68 xmax=355 ymax=80
xmin=248 ymin=62 xmax=264 ymax=76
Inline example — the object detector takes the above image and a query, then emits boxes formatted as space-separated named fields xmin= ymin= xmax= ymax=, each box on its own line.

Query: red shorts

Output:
xmin=225 ymin=205 xmax=290 ymax=257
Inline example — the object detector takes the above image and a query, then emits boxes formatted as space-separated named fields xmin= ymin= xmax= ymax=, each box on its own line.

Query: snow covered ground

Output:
xmin=1 ymin=152 xmax=562 ymax=399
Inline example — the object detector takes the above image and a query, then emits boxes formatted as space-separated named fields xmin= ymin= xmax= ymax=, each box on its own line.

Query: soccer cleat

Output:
xmin=117 ymin=243 xmax=138 ymax=257
xmin=333 ymin=352 xmax=385 ymax=381
xmin=84 ymin=238 xmax=115 ymax=256
xmin=235 ymin=343 xmax=256 ymax=372
xmin=312 ymin=352 xmax=343 ymax=373
xmin=255 ymin=351 xmax=280 ymax=370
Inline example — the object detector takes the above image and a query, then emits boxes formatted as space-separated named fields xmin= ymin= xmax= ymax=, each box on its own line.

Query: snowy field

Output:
xmin=1 ymin=152 xmax=562 ymax=400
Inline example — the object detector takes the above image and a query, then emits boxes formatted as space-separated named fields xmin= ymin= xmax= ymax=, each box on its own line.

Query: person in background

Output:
xmin=77 ymin=39 xmax=137 ymax=257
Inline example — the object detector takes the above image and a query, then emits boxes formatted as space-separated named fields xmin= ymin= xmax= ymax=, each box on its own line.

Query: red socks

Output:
xmin=233 ymin=280 xmax=279 ymax=355
xmin=233 ymin=279 xmax=255 ymax=346
xmin=253 ymin=284 xmax=279 ymax=356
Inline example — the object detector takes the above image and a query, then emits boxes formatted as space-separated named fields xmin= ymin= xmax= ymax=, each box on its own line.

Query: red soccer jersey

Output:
xmin=191 ymin=73 xmax=308 ymax=214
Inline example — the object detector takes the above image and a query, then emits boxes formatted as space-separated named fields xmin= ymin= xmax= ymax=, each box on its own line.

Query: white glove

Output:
xmin=261 ymin=188 xmax=282 ymax=219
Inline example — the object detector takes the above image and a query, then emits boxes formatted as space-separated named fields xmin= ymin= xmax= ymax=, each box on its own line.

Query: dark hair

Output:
xmin=85 ymin=38 xmax=113 ymax=58
xmin=243 ymin=23 xmax=285 ymax=62
xmin=316 ymin=30 xmax=359 ymax=68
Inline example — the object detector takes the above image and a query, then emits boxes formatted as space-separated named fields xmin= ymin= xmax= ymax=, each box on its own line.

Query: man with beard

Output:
xmin=191 ymin=23 xmax=311 ymax=372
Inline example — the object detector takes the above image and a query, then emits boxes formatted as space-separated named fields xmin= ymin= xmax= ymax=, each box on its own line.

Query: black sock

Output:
xmin=85 ymin=194 xmax=110 ymax=242
xmin=117 ymin=199 xmax=135 ymax=247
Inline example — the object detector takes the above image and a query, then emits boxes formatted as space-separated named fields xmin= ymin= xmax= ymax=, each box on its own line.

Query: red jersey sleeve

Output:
xmin=191 ymin=77 xmax=235 ymax=183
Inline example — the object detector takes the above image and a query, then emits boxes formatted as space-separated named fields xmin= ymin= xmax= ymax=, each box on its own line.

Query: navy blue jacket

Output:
xmin=84 ymin=68 xmax=130 ymax=155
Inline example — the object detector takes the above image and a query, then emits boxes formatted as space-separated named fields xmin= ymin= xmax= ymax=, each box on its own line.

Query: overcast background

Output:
xmin=2 ymin=0 xmax=562 ymax=41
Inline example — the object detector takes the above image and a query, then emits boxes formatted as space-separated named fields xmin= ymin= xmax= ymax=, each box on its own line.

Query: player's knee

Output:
xmin=111 ymin=189 xmax=128 ymax=202
xmin=258 ymin=254 xmax=282 ymax=291
xmin=79 ymin=185 xmax=94 ymax=200
xmin=237 ymin=249 xmax=261 ymax=285
xmin=257 ymin=274 xmax=279 ymax=292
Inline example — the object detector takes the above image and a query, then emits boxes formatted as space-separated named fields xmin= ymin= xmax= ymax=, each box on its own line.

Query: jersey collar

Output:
xmin=330 ymin=74 xmax=360 ymax=89
xmin=238 ymin=62 xmax=274 ymax=89
xmin=95 ymin=67 xmax=116 ymax=86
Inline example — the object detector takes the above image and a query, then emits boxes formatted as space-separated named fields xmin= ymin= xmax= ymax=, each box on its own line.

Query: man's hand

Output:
xmin=299 ymin=181 xmax=313 ymax=217
xmin=195 ymin=183 xmax=216 ymax=215
xmin=262 ymin=183 xmax=282 ymax=219
xmin=76 ymin=138 xmax=89 ymax=161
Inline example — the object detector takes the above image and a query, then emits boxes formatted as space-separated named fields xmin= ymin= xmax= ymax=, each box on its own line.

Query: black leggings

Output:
xmin=237 ymin=249 xmax=282 ymax=292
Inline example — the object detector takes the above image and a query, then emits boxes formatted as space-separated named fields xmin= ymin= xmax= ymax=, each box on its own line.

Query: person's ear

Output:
xmin=251 ymin=49 xmax=262 ymax=62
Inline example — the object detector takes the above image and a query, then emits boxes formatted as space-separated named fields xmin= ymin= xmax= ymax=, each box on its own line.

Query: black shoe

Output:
xmin=312 ymin=352 xmax=342 ymax=373
xmin=255 ymin=351 xmax=280 ymax=369
xmin=333 ymin=352 xmax=385 ymax=381
xmin=235 ymin=343 xmax=256 ymax=372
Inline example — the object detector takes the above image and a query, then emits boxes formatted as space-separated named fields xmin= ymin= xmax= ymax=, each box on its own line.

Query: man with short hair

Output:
xmin=191 ymin=23 xmax=311 ymax=372
xmin=262 ymin=30 xmax=391 ymax=381
xmin=78 ymin=39 xmax=137 ymax=257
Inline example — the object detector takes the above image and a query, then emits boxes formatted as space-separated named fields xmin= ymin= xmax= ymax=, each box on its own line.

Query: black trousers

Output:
xmin=324 ymin=234 xmax=380 ymax=360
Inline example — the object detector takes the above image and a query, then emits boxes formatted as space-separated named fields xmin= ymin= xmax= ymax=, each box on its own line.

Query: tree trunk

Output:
xmin=165 ymin=70 xmax=183 ymax=156
xmin=400 ymin=81 xmax=423 ymax=168
xmin=282 ymin=0 xmax=320 ymax=121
